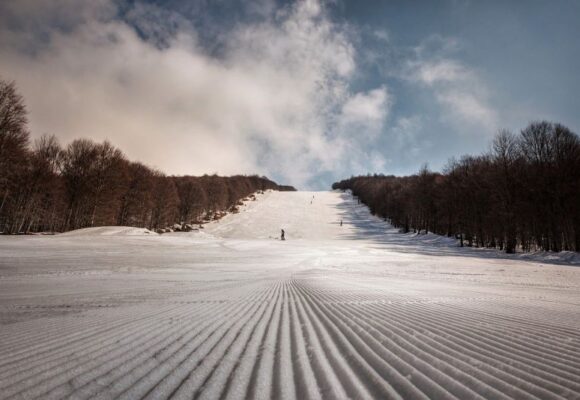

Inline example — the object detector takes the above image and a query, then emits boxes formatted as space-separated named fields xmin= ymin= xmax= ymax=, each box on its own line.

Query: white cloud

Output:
xmin=0 ymin=0 xmax=387 ymax=189
xmin=413 ymin=59 xmax=472 ymax=85
xmin=373 ymin=29 xmax=390 ymax=42
xmin=339 ymin=86 xmax=390 ymax=137
xmin=369 ymin=151 xmax=388 ymax=171
xmin=406 ymin=37 xmax=498 ymax=132
xmin=413 ymin=34 xmax=461 ymax=57
xmin=437 ymin=91 xmax=496 ymax=126
xmin=391 ymin=116 xmax=426 ymax=158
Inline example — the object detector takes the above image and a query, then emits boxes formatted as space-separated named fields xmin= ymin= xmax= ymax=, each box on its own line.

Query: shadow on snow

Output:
xmin=332 ymin=191 xmax=580 ymax=268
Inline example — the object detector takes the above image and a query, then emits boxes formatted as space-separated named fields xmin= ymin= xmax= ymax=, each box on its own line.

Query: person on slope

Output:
xmin=281 ymin=229 xmax=285 ymax=241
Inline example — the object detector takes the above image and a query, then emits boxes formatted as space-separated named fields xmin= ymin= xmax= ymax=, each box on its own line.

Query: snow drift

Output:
xmin=60 ymin=226 xmax=157 ymax=236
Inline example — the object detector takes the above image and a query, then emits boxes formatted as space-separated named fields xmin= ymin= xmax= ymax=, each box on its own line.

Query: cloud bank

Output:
xmin=0 ymin=0 xmax=391 ymax=188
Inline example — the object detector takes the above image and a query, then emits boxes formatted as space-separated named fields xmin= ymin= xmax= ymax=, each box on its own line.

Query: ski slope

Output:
xmin=1 ymin=191 xmax=579 ymax=400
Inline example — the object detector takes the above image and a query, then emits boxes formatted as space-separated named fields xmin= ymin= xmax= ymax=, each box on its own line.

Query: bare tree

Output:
xmin=149 ymin=172 xmax=179 ymax=230
xmin=117 ymin=162 xmax=155 ymax=227
xmin=174 ymin=177 xmax=207 ymax=227
xmin=490 ymin=129 xmax=520 ymax=253
xmin=0 ymin=79 xmax=30 ymax=232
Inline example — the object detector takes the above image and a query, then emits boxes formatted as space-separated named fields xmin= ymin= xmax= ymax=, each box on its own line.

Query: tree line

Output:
xmin=0 ymin=79 xmax=295 ymax=234
xmin=333 ymin=122 xmax=580 ymax=253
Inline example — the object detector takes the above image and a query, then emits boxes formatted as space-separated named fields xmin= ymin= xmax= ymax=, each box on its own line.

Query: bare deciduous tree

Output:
xmin=0 ymin=79 xmax=297 ymax=234
xmin=333 ymin=122 xmax=580 ymax=253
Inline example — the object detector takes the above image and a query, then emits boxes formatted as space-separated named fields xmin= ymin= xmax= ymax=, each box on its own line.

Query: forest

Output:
xmin=333 ymin=123 xmax=580 ymax=253
xmin=0 ymin=79 xmax=294 ymax=234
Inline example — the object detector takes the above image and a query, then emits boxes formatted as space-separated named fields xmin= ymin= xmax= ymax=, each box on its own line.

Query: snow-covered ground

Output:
xmin=1 ymin=191 xmax=579 ymax=399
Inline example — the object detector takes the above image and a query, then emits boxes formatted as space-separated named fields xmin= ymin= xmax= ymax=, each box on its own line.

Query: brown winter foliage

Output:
xmin=333 ymin=124 xmax=580 ymax=253
xmin=0 ymin=79 xmax=295 ymax=234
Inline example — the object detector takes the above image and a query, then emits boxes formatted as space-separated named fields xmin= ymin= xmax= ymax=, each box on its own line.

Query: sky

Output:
xmin=1 ymin=0 xmax=579 ymax=189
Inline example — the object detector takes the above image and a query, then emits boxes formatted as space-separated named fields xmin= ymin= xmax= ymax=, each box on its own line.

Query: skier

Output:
xmin=281 ymin=229 xmax=285 ymax=241
xmin=340 ymin=220 xmax=343 ymax=227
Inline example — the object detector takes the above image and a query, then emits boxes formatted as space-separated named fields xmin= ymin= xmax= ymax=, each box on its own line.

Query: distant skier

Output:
xmin=340 ymin=220 xmax=343 ymax=227
xmin=281 ymin=229 xmax=285 ymax=241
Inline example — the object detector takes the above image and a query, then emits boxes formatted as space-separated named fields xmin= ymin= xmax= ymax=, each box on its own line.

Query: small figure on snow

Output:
xmin=281 ymin=229 xmax=285 ymax=241
xmin=340 ymin=220 xmax=343 ymax=227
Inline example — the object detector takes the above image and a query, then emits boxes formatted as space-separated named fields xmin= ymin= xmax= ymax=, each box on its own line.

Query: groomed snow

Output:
xmin=0 ymin=191 xmax=579 ymax=399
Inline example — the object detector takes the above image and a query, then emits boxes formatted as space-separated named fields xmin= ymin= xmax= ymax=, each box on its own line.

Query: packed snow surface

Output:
xmin=1 ymin=191 xmax=579 ymax=400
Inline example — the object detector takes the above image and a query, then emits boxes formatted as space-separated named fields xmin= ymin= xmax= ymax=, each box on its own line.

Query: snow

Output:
xmin=1 ymin=190 xmax=579 ymax=399
xmin=60 ymin=226 xmax=158 ymax=236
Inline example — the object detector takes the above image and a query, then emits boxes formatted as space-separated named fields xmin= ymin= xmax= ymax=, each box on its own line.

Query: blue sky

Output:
xmin=1 ymin=0 xmax=578 ymax=189
xmin=335 ymin=0 xmax=580 ymax=176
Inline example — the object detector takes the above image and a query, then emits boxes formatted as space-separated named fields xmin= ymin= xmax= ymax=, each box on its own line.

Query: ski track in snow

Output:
xmin=1 ymin=191 xmax=579 ymax=400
